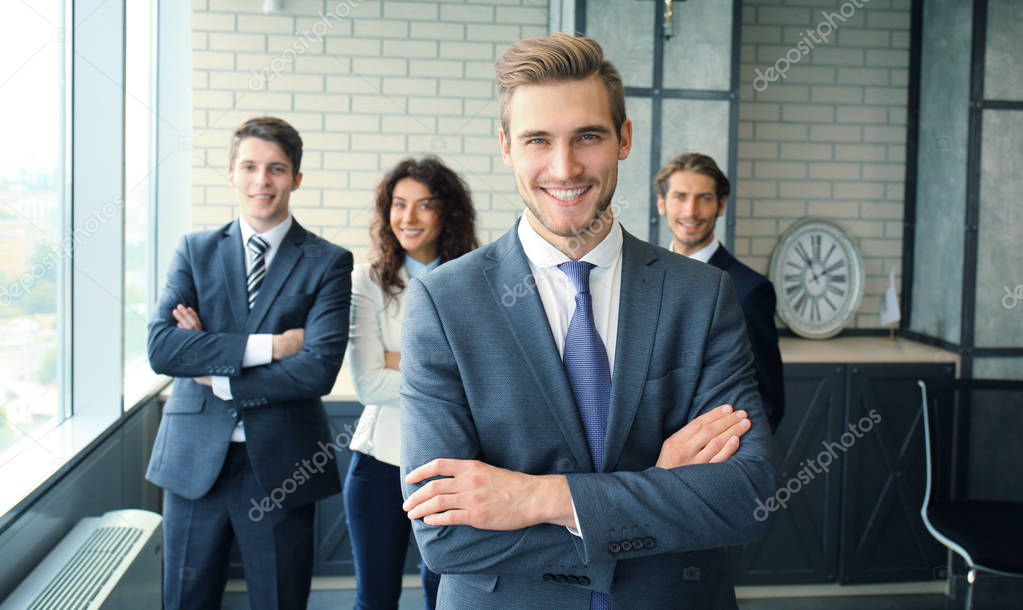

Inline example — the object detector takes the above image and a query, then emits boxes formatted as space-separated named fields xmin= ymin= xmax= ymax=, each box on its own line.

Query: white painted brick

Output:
xmin=354 ymin=19 xmax=410 ymax=39
xmin=209 ymin=33 xmax=265 ymax=52
xmin=383 ymin=2 xmax=439 ymax=20
xmin=811 ymin=85 xmax=864 ymax=103
xmin=837 ymin=105 xmax=888 ymax=124
xmin=325 ymin=38 xmax=384 ymax=57
xmin=408 ymin=96 xmax=463 ymax=116
xmin=411 ymin=22 xmax=464 ymax=41
xmin=838 ymin=29 xmax=890 ymax=48
xmin=466 ymin=24 xmax=521 ymax=42
xmin=780 ymin=143 xmax=833 ymax=160
xmin=294 ymin=56 xmax=351 ymax=74
xmin=293 ymin=16 xmax=352 ymax=38
xmin=351 ymin=134 xmax=407 ymax=151
xmin=351 ymin=95 xmax=408 ymax=115
xmin=440 ymin=41 xmax=493 ymax=60
xmin=410 ymin=59 xmax=463 ymax=78
xmin=865 ymin=49 xmax=908 ymax=68
xmin=235 ymin=92 xmax=293 ymax=111
xmin=781 ymin=104 xmax=834 ymax=123
xmin=809 ymin=162 xmax=861 ymax=180
xmin=383 ymin=40 xmax=439 ymax=59
xmin=494 ymin=6 xmax=547 ymax=25
xmin=441 ymin=4 xmax=494 ymax=22
xmin=351 ymin=57 xmax=408 ymax=76
xmin=193 ymin=90 xmax=235 ymax=108
xmin=192 ymin=13 xmax=236 ymax=31
xmin=439 ymin=79 xmax=493 ymax=98
xmin=294 ymin=94 xmax=351 ymax=112
xmin=303 ymin=132 xmax=351 ymax=151
xmin=268 ymin=74 xmax=325 ymax=93
xmin=755 ymin=161 xmax=807 ymax=179
xmin=382 ymin=77 xmax=438 ymax=96
xmin=193 ymin=51 xmax=235 ymax=70
xmin=811 ymin=125 xmax=862 ymax=142
xmin=327 ymin=75 xmax=383 ymax=95
xmin=380 ymin=115 xmax=437 ymax=134
xmin=237 ymin=15 xmax=295 ymax=34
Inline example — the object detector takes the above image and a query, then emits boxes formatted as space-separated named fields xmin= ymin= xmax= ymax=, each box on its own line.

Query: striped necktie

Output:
xmin=558 ymin=260 xmax=612 ymax=610
xmin=246 ymin=234 xmax=269 ymax=310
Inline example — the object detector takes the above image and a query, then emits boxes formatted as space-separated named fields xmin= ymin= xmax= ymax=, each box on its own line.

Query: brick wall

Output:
xmin=191 ymin=0 xmax=548 ymax=261
xmin=736 ymin=0 xmax=910 ymax=328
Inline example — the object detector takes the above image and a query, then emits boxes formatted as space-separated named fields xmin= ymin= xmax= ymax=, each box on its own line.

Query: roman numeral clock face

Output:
xmin=769 ymin=220 xmax=864 ymax=339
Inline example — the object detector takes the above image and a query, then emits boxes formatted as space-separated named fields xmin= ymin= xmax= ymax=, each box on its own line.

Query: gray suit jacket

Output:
xmin=146 ymin=219 xmax=353 ymax=509
xmin=400 ymin=223 xmax=777 ymax=609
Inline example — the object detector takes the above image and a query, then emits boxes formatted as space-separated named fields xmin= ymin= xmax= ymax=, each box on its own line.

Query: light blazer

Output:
xmin=707 ymin=245 xmax=785 ymax=433
xmin=146 ymin=219 xmax=353 ymax=509
xmin=348 ymin=262 xmax=407 ymax=466
xmin=400 ymin=223 xmax=777 ymax=609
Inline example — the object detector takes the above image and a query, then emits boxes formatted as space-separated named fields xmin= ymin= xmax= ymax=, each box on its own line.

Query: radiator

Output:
xmin=1 ymin=509 xmax=162 ymax=610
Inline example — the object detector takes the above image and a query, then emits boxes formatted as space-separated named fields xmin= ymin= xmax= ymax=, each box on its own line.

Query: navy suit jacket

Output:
xmin=400 ymin=224 xmax=776 ymax=609
xmin=707 ymin=246 xmax=785 ymax=433
xmin=146 ymin=219 xmax=353 ymax=509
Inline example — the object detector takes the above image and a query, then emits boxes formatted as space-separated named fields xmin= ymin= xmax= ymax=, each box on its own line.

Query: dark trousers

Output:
xmin=343 ymin=451 xmax=440 ymax=610
xmin=162 ymin=442 xmax=316 ymax=610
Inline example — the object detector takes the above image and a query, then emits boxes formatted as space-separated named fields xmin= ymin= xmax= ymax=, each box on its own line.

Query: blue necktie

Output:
xmin=558 ymin=261 xmax=611 ymax=610
xmin=246 ymin=235 xmax=269 ymax=310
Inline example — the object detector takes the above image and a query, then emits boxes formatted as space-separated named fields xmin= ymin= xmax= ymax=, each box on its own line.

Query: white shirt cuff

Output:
xmin=566 ymin=497 xmax=583 ymax=538
xmin=242 ymin=334 xmax=273 ymax=367
xmin=211 ymin=376 xmax=233 ymax=400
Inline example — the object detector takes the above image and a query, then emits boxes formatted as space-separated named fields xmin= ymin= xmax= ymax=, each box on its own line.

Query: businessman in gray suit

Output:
xmin=146 ymin=117 xmax=353 ymax=609
xmin=400 ymin=35 xmax=776 ymax=609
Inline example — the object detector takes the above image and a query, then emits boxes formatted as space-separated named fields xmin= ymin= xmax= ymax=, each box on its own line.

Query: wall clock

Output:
xmin=768 ymin=219 xmax=864 ymax=340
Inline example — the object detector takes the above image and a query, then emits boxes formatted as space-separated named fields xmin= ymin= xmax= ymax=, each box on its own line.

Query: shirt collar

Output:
xmin=404 ymin=255 xmax=441 ymax=279
xmin=517 ymin=212 xmax=623 ymax=270
xmin=672 ymin=238 xmax=720 ymax=264
xmin=239 ymin=214 xmax=293 ymax=253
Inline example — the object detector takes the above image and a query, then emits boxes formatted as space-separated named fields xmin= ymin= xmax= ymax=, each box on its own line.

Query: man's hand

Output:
xmin=384 ymin=351 xmax=401 ymax=371
xmin=403 ymin=459 xmax=575 ymax=530
xmin=193 ymin=376 xmax=212 ymax=387
xmin=173 ymin=305 xmax=203 ymax=331
xmin=656 ymin=404 xmax=751 ymax=469
xmin=272 ymin=328 xmax=304 ymax=360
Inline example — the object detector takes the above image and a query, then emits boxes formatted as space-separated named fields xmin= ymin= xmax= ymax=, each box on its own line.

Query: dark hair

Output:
xmin=229 ymin=116 xmax=303 ymax=177
xmin=654 ymin=153 xmax=731 ymax=200
xmin=495 ymin=33 xmax=626 ymax=139
xmin=370 ymin=157 xmax=479 ymax=300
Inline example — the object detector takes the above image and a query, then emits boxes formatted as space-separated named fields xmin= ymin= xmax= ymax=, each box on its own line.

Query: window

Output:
xmin=0 ymin=1 xmax=68 ymax=455
xmin=124 ymin=0 xmax=158 ymax=403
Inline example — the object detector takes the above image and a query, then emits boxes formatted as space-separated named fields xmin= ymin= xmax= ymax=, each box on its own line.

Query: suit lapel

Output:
xmin=245 ymin=220 xmax=307 ymax=333
xmin=482 ymin=227 xmax=594 ymax=472
xmin=707 ymin=244 xmax=733 ymax=271
xmin=218 ymin=221 xmax=250 ymax=327
xmin=603 ymin=232 xmax=663 ymax=472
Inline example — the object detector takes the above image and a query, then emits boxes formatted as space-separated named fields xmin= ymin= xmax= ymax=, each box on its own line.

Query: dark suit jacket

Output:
xmin=708 ymin=245 xmax=784 ymax=433
xmin=146 ymin=219 xmax=353 ymax=509
xmin=400 ymin=224 xmax=776 ymax=609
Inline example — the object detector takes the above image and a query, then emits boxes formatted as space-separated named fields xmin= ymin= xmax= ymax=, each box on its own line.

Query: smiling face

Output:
xmin=389 ymin=177 xmax=442 ymax=264
xmin=499 ymin=76 xmax=632 ymax=258
xmin=229 ymin=136 xmax=302 ymax=233
xmin=657 ymin=170 xmax=725 ymax=256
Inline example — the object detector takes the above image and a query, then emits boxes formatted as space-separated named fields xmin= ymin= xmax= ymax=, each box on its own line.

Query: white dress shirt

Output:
xmin=671 ymin=237 xmax=719 ymax=263
xmin=348 ymin=257 xmax=440 ymax=466
xmin=212 ymin=214 xmax=294 ymax=442
xmin=517 ymin=214 xmax=623 ymax=536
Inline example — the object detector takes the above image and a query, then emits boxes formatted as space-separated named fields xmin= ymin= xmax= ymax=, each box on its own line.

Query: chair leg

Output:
xmin=965 ymin=568 xmax=976 ymax=610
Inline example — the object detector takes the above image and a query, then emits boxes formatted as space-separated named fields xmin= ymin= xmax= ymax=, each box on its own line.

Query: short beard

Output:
xmin=524 ymin=194 xmax=613 ymax=239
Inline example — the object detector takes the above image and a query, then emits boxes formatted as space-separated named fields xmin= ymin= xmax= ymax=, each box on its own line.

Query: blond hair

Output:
xmin=495 ymin=33 xmax=626 ymax=138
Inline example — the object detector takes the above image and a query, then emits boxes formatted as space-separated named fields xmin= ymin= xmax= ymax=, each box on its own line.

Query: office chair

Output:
xmin=918 ymin=380 xmax=1023 ymax=609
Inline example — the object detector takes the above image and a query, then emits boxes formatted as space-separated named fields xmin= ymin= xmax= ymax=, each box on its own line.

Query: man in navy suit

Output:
xmin=400 ymin=35 xmax=775 ymax=608
xmin=656 ymin=153 xmax=785 ymax=433
xmin=146 ymin=117 xmax=353 ymax=609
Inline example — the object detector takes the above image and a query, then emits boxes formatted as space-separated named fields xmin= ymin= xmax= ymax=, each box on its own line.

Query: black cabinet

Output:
xmin=229 ymin=401 xmax=423 ymax=578
xmin=732 ymin=362 xmax=955 ymax=585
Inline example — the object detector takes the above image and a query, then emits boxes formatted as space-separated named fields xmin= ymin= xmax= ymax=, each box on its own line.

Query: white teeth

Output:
xmin=545 ymin=187 xmax=588 ymax=201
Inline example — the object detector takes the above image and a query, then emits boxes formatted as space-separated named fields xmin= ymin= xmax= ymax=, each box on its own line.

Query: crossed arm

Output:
xmin=400 ymin=274 xmax=776 ymax=582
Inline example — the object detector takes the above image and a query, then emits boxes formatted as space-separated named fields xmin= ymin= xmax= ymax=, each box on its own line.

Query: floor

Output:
xmin=222 ymin=575 xmax=1023 ymax=609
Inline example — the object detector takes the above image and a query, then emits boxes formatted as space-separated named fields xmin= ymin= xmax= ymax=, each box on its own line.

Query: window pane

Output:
xmin=0 ymin=1 xmax=67 ymax=454
xmin=124 ymin=0 xmax=158 ymax=404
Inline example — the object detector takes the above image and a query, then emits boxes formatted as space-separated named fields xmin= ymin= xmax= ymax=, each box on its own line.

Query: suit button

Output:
xmin=566 ymin=575 xmax=579 ymax=584
xmin=579 ymin=576 xmax=591 ymax=586
xmin=632 ymin=538 xmax=644 ymax=549
xmin=542 ymin=573 xmax=554 ymax=582
xmin=228 ymin=409 xmax=237 ymax=419
xmin=621 ymin=540 xmax=633 ymax=552
xmin=609 ymin=542 xmax=620 ymax=554
xmin=643 ymin=537 xmax=655 ymax=549
xmin=554 ymin=574 xmax=566 ymax=583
